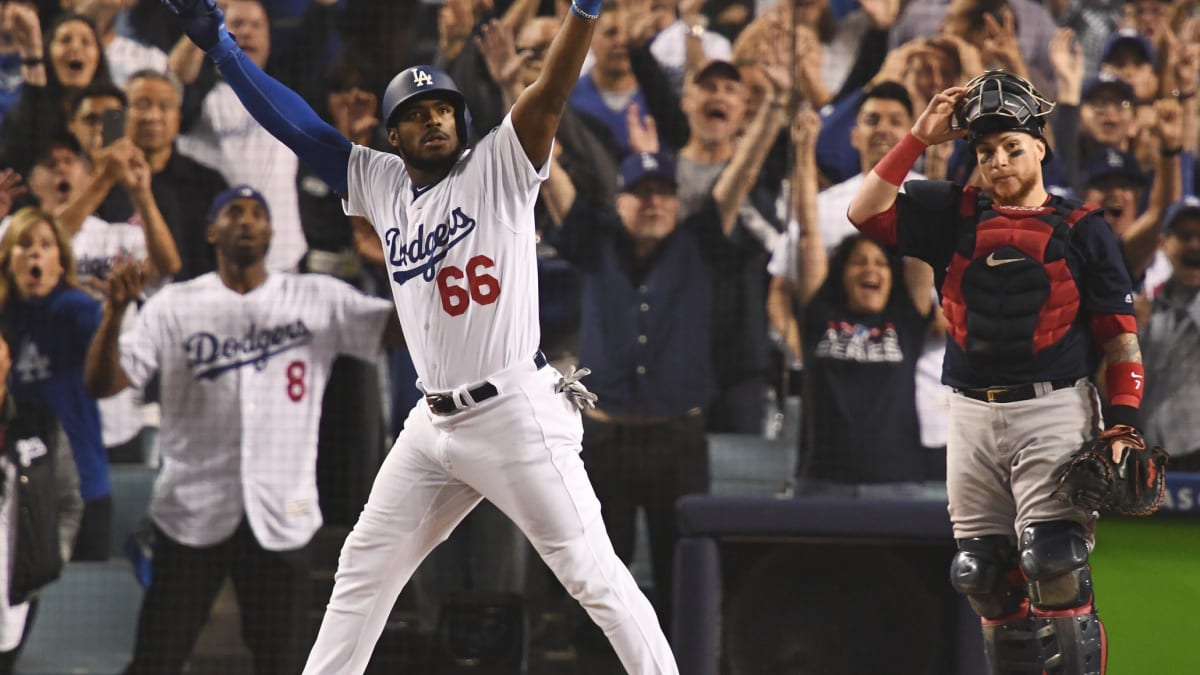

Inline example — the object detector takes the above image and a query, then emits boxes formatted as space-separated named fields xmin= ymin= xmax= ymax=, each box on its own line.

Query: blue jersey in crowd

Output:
xmin=5 ymin=284 xmax=109 ymax=501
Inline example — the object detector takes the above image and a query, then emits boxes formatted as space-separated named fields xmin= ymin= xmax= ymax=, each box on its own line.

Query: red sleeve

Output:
xmin=848 ymin=203 xmax=899 ymax=247
xmin=1090 ymin=312 xmax=1137 ymax=348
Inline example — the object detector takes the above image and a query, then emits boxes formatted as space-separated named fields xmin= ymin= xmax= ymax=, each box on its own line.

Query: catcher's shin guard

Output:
xmin=1032 ymin=611 xmax=1107 ymax=675
xmin=981 ymin=611 xmax=1043 ymax=675
xmin=1020 ymin=521 xmax=1107 ymax=675
xmin=951 ymin=536 xmax=1042 ymax=674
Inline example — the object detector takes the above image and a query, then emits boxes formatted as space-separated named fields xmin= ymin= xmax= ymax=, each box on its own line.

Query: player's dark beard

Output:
xmin=404 ymin=148 xmax=459 ymax=174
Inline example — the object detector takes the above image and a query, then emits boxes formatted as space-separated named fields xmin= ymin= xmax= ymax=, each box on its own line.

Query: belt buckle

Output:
xmin=986 ymin=389 xmax=1000 ymax=403
xmin=426 ymin=393 xmax=453 ymax=416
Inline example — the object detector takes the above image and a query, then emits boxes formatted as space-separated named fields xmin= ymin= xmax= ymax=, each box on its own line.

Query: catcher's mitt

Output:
xmin=1053 ymin=426 xmax=1169 ymax=516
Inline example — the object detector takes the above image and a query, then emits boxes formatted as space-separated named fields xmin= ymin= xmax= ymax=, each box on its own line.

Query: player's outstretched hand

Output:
xmin=160 ymin=0 xmax=227 ymax=51
xmin=555 ymin=366 xmax=598 ymax=411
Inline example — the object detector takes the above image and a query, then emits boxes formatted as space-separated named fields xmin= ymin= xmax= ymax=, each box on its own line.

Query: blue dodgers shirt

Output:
xmin=5 ymin=284 xmax=109 ymax=501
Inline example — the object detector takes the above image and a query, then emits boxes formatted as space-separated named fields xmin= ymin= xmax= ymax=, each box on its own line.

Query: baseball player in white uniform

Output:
xmin=84 ymin=186 xmax=398 ymax=675
xmin=158 ymin=0 xmax=679 ymax=673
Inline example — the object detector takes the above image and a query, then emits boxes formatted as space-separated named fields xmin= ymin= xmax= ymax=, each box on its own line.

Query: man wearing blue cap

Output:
xmin=547 ymin=150 xmax=726 ymax=640
xmin=1099 ymin=28 xmax=1158 ymax=104
xmin=84 ymin=186 xmax=400 ymax=675
xmin=153 ymin=0 xmax=680 ymax=672
xmin=1140 ymin=196 xmax=1200 ymax=472
xmin=1078 ymin=98 xmax=1184 ymax=287
xmin=1077 ymin=74 xmax=1138 ymax=161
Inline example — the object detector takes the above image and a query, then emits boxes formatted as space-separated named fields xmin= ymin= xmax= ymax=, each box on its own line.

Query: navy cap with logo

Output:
xmin=1162 ymin=196 xmax=1200 ymax=233
xmin=1101 ymin=29 xmax=1154 ymax=65
xmin=618 ymin=152 xmax=677 ymax=193
xmin=207 ymin=185 xmax=271 ymax=223
xmin=1081 ymin=147 xmax=1148 ymax=189
xmin=1081 ymin=72 xmax=1136 ymax=104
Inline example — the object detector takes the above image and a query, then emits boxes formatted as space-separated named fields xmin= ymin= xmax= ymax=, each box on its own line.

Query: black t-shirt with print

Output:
xmin=799 ymin=282 xmax=930 ymax=484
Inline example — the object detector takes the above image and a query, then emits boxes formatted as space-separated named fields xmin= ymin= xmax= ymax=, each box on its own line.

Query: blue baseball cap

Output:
xmin=1081 ymin=147 xmax=1148 ymax=189
xmin=1101 ymin=29 xmax=1154 ymax=65
xmin=617 ymin=152 xmax=677 ymax=192
xmin=692 ymin=59 xmax=741 ymax=85
xmin=207 ymin=185 xmax=271 ymax=223
xmin=1162 ymin=196 xmax=1200 ymax=232
xmin=1081 ymin=72 xmax=1135 ymax=104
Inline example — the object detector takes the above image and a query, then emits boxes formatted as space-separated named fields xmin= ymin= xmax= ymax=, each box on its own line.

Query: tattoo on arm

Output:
xmin=1104 ymin=332 xmax=1142 ymax=364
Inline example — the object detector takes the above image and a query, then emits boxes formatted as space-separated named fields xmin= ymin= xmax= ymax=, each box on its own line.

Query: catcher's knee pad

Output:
xmin=950 ymin=536 xmax=1028 ymax=619
xmin=1019 ymin=521 xmax=1092 ymax=611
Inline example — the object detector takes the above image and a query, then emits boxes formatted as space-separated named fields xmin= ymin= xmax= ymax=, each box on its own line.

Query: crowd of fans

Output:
xmin=0 ymin=0 xmax=1197 ymax=671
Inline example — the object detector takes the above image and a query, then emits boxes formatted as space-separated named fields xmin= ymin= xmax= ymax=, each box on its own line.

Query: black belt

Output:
xmin=426 ymin=352 xmax=548 ymax=416
xmin=956 ymin=378 xmax=1077 ymax=404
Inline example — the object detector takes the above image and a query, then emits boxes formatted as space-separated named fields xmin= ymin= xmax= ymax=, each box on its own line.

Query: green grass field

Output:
xmin=1090 ymin=517 xmax=1200 ymax=675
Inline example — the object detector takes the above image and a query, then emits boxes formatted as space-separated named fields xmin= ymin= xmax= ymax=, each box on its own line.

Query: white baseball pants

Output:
xmin=303 ymin=364 xmax=679 ymax=675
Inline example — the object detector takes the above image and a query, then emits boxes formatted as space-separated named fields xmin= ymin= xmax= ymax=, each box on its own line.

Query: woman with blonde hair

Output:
xmin=0 ymin=206 xmax=110 ymax=561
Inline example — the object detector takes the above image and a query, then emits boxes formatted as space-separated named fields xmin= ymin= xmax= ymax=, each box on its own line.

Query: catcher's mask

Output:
xmin=954 ymin=70 xmax=1055 ymax=164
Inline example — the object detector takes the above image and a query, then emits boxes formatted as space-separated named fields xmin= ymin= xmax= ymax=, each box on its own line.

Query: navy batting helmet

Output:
xmin=382 ymin=65 xmax=472 ymax=147
xmin=955 ymin=70 xmax=1055 ymax=162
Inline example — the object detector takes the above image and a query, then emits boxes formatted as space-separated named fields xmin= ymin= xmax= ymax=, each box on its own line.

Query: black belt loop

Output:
xmin=427 ymin=352 xmax=548 ymax=416
xmin=956 ymin=378 xmax=1077 ymax=404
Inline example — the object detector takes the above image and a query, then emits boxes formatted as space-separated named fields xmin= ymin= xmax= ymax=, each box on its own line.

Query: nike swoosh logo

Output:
xmin=986 ymin=252 xmax=1024 ymax=267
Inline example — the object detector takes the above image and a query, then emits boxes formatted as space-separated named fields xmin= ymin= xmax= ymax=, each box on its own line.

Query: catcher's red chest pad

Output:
xmin=941 ymin=187 xmax=1095 ymax=360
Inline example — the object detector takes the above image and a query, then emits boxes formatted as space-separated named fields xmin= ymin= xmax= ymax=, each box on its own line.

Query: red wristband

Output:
xmin=1105 ymin=361 xmax=1145 ymax=409
xmin=874 ymin=132 xmax=927 ymax=187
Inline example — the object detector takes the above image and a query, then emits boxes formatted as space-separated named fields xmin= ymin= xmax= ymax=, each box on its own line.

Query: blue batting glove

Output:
xmin=161 ymin=0 xmax=228 ymax=51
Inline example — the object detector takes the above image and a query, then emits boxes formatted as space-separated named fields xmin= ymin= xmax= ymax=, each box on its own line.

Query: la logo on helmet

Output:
xmin=413 ymin=70 xmax=434 ymax=87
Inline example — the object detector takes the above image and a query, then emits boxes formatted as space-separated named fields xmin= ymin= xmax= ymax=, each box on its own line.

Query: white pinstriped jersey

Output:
xmin=118 ymin=272 xmax=393 ymax=550
xmin=344 ymin=113 xmax=548 ymax=392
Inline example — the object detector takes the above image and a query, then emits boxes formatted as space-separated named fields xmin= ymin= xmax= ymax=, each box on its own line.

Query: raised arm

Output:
xmin=160 ymin=0 xmax=352 ymax=195
xmin=509 ymin=0 xmax=600 ymax=167
xmin=84 ymin=261 xmax=146 ymax=399
xmin=847 ymin=86 xmax=967 ymax=237
xmin=57 ymin=140 xmax=139 ymax=239
xmin=1122 ymin=98 xmax=1183 ymax=280
xmin=123 ymin=146 xmax=183 ymax=279
xmin=791 ymin=111 xmax=827 ymax=306
xmin=711 ymin=63 xmax=789 ymax=236
xmin=767 ymin=111 xmax=824 ymax=361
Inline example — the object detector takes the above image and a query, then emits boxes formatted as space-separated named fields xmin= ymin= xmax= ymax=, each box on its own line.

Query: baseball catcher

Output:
xmin=847 ymin=69 xmax=1155 ymax=675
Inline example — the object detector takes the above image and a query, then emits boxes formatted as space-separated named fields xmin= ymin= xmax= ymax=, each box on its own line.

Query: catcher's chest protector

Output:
xmin=941 ymin=189 xmax=1095 ymax=366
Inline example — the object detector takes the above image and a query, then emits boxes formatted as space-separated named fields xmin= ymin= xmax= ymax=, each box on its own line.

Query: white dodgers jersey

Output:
xmin=344 ymin=112 xmax=548 ymax=392
xmin=118 ymin=272 xmax=393 ymax=549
